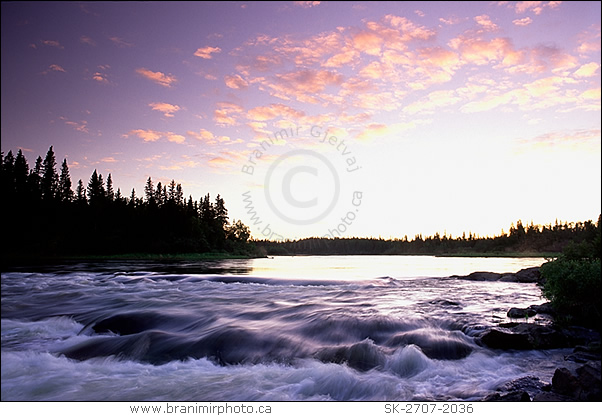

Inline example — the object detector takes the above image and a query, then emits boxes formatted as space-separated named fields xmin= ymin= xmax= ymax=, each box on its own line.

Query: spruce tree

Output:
xmin=76 ymin=179 xmax=87 ymax=203
xmin=41 ymin=146 xmax=59 ymax=201
xmin=14 ymin=150 xmax=29 ymax=196
xmin=144 ymin=177 xmax=155 ymax=205
xmin=58 ymin=159 xmax=74 ymax=203
xmin=29 ymin=156 xmax=43 ymax=201
xmin=106 ymin=174 xmax=114 ymax=201
xmin=87 ymin=170 xmax=105 ymax=205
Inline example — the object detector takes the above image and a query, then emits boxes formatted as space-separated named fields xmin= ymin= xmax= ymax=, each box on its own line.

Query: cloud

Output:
xmin=352 ymin=31 xmax=383 ymax=55
xmin=194 ymin=46 xmax=222 ymax=59
xmin=264 ymin=69 xmax=344 ymax=103
xmin=110 ymin=36 xmax=134 ymax=47
xmin=577 ymin=26 xmax=601 ymax=55
xmin=187 ymin=129 xmax=231 ymax=144
xmin=247 ymin=103 xmax=305 ymax=121
xmin=48 ymin=64 xmax=66 ymax=73
xmin=126 ymin=129 xmax=163 ymax=142
xmin=208 ymin=156 xmax=234 ymax=167
xmin=100 ymin=157 xmax=118 ymax=163
xmin=214 ymin=102 xmax=244 ymax=126
xmin=159 ymin=160 xmax=199 ymax=171
xmin=355 ymin=121 xmax=420 ymax=141
xmin=166 ymin=133 xmax=186 ymax=144
xmin=149 ymin=102 xmax=181 ymax=117
xmin=580 ymin=87 xmax=601 ymax=100
xmin=517 ymin=128 xmax=600 ymax=154
xmin=512 ymin=17 xmax=533 ymax=26
xmin=91 ymin=64 xmax=111 ymax=84
xmin=352 ymin=91 xmax=403 ymax=111
xmin=224 ymin=74 xmax=249 ymax=89
xmin=126 ymin=129 xmax=186 ymax=144
xmin=514 ymin=1 xmax=562 ymax=15
xmin=80 ymin=35 xmax=96 ymax=46
xmin=439 ymin=16 xmax=461 ymax=25
xmin=573 ymin=62 xmax=600 ymax=78
xmin=403 ymin=89 xmax=461 ymax=115
xmin=135 ymin=68 xmax=177 ymax=87
xmin=41 ymin=40 xmax=63 ymax=49
xmin=64 ymin=119 xmax=89 ymax=134
xmin=294 ymin=1 xmax=321 ymax=8
xmin=474 ymin=15 xmax=499 ymax=31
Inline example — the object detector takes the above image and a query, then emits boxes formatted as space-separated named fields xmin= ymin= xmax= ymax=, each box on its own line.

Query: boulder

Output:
xmin=551 ymin=361 xmax=602 ymax=401
xmin=511 ymin=323 xmax=569 ymax=349
xmin=552 ymin=367 xmax=580 ymax=396
xmin=456 ymin=271 xmax=503 ymax=281
xmin=454 ymin=267 xmax=541 ymax=283
xmin=479 ymin=328 xmax=532 ymax=350
xmin=479 ymin=323 xmax=568 ymax=350
xmin=513 ymin=267 xmax=541 ymax=283
xmin=507 ymin=307 xmax=538 ymax=319
xmin=529 ymin=302 xmax=555 ymax=316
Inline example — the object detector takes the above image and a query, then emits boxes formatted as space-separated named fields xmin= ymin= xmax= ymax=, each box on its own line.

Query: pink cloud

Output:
xmin=224 ymin=74 xmax=249 ymax=89
xmin=247 ymin=103 xmax=305 ymax=121
xmin=474 ymin=15 xmax=499 ymax=31
xmin=194 ymin=46 xmax=222 ymax=59
xmin=514 ymin=1 xmax=562 ymax=15
xmin=149 ymin=102 xmax=181 ymax=117
xmin=125 ymin=129 xmax=186 ymax=144
xmin=135 ymin=68 xmax=177 ymax=87
xmin=126 ymin=129 xmax=163 ymax=142
xmin=214 ymin=102 xmax=244 ymax=126
xmin=293 ymin=1 xmax=321 ymax=8
xmin=48 ymin=64 xmax=66 ymax=72
xmin=512 ymin=17 xmax=533 ymax=26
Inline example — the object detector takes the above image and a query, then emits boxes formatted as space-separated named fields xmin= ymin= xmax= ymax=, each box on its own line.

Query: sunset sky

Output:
xmin=1 ymin=1 xmax=600 ymax=240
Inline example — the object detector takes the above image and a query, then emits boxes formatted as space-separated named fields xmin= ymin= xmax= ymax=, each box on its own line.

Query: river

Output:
xmin=2 ymin=255 xmax=570 ymax=401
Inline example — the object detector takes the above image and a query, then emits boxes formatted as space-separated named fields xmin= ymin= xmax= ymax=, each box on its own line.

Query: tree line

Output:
xmin=1 ymin=146 xmax=254 ymax=257
xmin=256 ymin=217 xmax=601 ymax=256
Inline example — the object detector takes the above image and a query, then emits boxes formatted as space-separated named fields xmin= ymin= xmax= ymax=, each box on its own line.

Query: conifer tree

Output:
xmin=76 ymin=179 xmax=87 ymax=203
xmin=41 ymin=146 xmax=59 ymax=201
xmin=87 ymin=169 xmax=105 ymax=205
xmin=14 ymin=150 xmax=29 ymax=195
xmin=58 ymin=158 xmax=73 ymax=203
xmin=106 ymin=173 xmax=114 ymax=201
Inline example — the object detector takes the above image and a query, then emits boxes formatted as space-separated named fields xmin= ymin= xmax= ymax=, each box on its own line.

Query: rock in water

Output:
xmin=507 ymin=307 xmax=537 ymax=319
xmin=479 ymin=328 xmax=532 ymax=350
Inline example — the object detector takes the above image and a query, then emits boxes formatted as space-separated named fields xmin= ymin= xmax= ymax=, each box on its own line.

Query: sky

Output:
xmin=1 ymin=1 xmax=600 ymax=241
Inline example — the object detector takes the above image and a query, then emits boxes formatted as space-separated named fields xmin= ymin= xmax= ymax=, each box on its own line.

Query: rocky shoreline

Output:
xmin=452 ymin=266 xmax=601 ymax=401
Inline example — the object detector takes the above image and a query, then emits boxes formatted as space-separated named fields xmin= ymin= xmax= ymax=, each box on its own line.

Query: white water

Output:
xmin=3 ymin=255 xmax=567 ymax=401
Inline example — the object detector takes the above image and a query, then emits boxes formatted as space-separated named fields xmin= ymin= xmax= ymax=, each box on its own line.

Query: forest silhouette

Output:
xmin=2 ymin=146 xmax=599 ymax=260
xmin=1 ymin=146 xmax=253 ymax=258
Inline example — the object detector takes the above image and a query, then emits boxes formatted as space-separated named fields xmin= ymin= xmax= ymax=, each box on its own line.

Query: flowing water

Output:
xmin=1 ymin=255 xmax=569 ymax=401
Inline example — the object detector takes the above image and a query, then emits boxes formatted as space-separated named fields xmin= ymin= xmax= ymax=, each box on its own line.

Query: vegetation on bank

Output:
xmin=541 ymin=216 xmax=601 ymax=330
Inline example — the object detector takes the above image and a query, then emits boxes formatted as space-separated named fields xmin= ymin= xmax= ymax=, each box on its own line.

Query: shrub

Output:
xmin=541 ymin=258 xmax=601 ymax=330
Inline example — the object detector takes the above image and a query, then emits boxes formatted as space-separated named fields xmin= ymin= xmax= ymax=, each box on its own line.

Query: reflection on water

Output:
xmin=248 ymin=255 xmax=547 ymax=280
